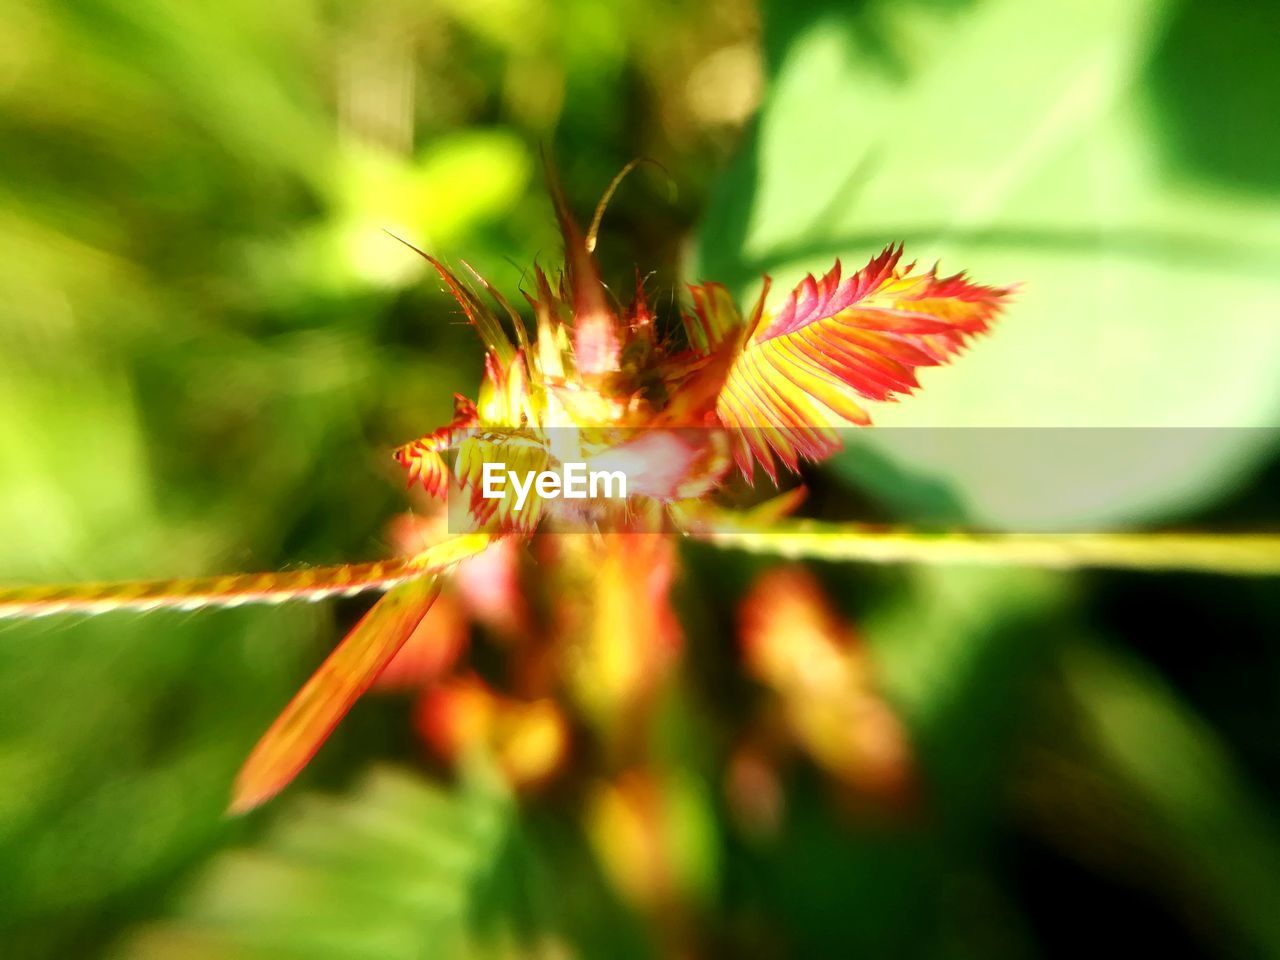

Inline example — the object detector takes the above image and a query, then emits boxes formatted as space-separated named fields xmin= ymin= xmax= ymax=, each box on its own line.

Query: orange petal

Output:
xmin=414 ymin=675 xmax=569 ymax=790
xmin=370 ymin=591 xmax=469 ymax=692
xmin=737 ymin=566 xmax=915 ymax=800
xmin=230 ymin=575 xmax=443 ymax=814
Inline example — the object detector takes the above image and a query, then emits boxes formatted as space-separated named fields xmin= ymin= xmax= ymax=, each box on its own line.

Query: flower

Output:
xmin=229 ymin=175 xmax=1010 ymax=811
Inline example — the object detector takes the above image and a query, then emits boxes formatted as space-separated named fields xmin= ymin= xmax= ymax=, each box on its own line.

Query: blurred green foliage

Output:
xmin=1 ymin=0 xmax=1277 ymax=958
xmin=117 ymin=766 xmax=527 ymax=959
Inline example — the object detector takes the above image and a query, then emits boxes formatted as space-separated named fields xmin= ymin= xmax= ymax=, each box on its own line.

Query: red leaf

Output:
xmin=716 ymin=245 xmax=1012 ymax=479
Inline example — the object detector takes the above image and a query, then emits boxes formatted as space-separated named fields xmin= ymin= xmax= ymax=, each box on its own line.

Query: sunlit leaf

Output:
xmin=698 ymin=0 xmax=1280 ymax=527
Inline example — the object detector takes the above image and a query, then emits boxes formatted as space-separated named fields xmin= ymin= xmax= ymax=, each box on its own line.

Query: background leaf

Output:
xmin=112 ymin=765 xmax=539 ymax=960
xmin=697 ymin=0 xmax=1280 ymax=528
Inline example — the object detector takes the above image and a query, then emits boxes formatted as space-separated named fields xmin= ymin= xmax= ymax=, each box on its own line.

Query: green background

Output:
xmin=0 ymin=0 xmax=1277 ymax=956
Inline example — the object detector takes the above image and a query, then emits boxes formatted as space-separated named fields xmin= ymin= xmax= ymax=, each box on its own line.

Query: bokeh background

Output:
xmin=1 ymin=0 xmax=1278 ymax=957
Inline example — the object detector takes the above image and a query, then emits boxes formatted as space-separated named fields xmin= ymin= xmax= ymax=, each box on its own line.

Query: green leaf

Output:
xmin=697 ymin=0 xmax=1280 ymax=528
xmin=113 ymin=765 xmax=547 ymax=960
